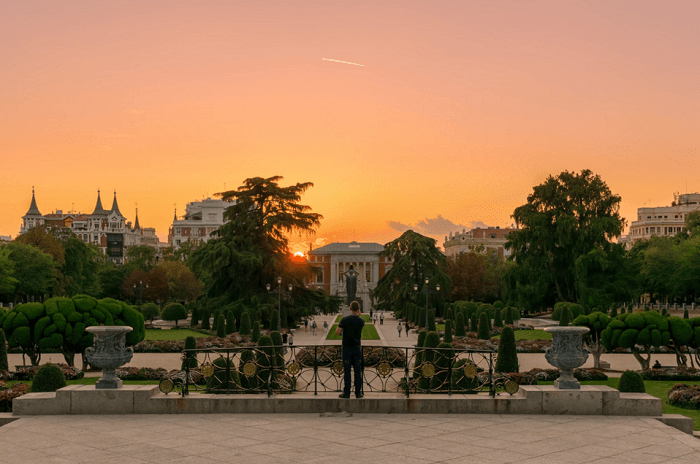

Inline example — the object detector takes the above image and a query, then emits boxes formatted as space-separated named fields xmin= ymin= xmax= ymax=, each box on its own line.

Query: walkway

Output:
xmin=1 ymin=413 xmax=699 ymax=463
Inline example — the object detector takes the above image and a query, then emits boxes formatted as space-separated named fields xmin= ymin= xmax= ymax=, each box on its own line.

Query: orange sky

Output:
xmin=2 ymin=1 xmax=698 ymax=252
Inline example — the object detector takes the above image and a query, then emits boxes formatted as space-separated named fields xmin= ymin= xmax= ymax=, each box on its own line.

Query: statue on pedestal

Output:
xmin=344 ymin=265 xmax=359 ymax=305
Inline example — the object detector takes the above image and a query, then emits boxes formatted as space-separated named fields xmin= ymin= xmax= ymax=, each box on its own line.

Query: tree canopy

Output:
xmin=506 ymin=169 xmax=627 ymax=308
xmin=374 ymin=230 xmax=451 ymax=317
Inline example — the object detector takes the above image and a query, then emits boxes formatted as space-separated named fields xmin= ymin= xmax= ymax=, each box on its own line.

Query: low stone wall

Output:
xmin=13 ymin=384 xmax=662 ymax=417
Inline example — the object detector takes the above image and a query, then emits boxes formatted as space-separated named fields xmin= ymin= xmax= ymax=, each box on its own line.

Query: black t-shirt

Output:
xmin=339 ymin=314 xmax=365 ymax=348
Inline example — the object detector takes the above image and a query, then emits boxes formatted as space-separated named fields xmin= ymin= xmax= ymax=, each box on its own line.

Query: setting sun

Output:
xmin=294 ymin=251 xmax=305 ymax=258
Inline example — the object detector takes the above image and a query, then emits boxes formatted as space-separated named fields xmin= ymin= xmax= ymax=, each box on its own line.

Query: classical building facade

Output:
xmin=620 ymin=193 xmax=700 ymax=248
xmin=169 ymin=197 xmax=231 ymax=250
xmin=307 ymin=242 xmax=392 ymax=310
xmin=443 ymin=226 xmax=514 ymax=258
xmin=19 ymin=189 xmax=161 ymax=265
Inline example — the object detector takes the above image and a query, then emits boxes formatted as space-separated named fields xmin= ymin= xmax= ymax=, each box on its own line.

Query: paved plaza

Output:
xmin=2 ymin=413 xmax=700 ymax=463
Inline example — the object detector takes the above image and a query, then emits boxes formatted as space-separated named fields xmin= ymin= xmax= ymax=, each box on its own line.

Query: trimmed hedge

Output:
xmin=31 ymin=363 xmax=67 ymax=392
xmin=618 ymin=370 xmax=645 ymax=393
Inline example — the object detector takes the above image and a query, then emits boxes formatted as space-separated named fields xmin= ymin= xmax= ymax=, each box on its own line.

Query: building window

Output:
xmin=316 ymin=269 xmax=324 ymax=283
xmin=175 ymin=227 xmax=181 ymax=234
xmin=366 ymin=269 xmax=371 ymax=282
xmin=176 ymin=239 xmax=181 ymax=246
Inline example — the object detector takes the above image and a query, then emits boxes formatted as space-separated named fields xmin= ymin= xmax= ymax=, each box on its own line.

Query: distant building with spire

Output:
xmin=19 ymin=188 xmax=162 ymax=265
xmin=170 ymin=197 xmax=232 ymax=250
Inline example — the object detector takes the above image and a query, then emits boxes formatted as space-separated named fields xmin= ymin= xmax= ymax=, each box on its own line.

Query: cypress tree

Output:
xmin=559 ymin=308 xmax=571 ymax=326
xmin=280 ymin=309 xmax=288 ymax=330
xmin=251 ymin=321 xmax=261 ymax=343
xmin=270 ymin=331 xmax=285 ymax=380
xmin=0 ymin=329 xmax=8 ymax=372
xmin=430 ymin=341 xmax=454 ymax=391
xmin=212 ymin=311 xmax=220 ymax=332
xmin=477 ymin=312 xmax=490 ymax=340
xmin=240 ymin=312 xmax=252 ymax=335
xmin=446 ymin=307 xmax=454 ymax=322
xmin=494 ymin=309 xmax=503 ymax=328
xmin=418 ymin=331 xmax=441 ymax=391
xmin=216 ymin=314 xmax=226 ymax=338
xmin=270 ymin=310 xmax=279 ymax=332
xmin=257 ymin=335 xmax=276 ymax=390
xmin=428 ymin=309 xmax=436 ymax=332
xmin=190 ymin=307 xmax=199 ymax=328
xmin=455 ymin=313 xmax=466 ymax=337
xmin=414 ymin=330 xmax=428 ymax=378
xmin=239 ymin=349 xmax=257 ymax=390
xmin=418 ymin=308 xmax=426 ymax=328
xmin=684 ymin=308 xmax=689 ymax=319
xmin=226 ymin=310 xmax=236 ymax=334
xmin=443 ymin=319 xmax=453 ymax=343
xmin=181 ymin=336 xmax=198 ymax=370
xmin=504 ymin=307 xmax=514 ymax=325
xmin=495 ymin=326 xmax=519 ymax=373
xmin=470 ymin=314 xmax=479 ymax=333
xmin=200 ymin=309 xmax=211 ymax=330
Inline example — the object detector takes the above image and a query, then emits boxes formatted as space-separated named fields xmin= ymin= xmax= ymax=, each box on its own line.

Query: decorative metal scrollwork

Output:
xmin=463 ymin=363 xmax=478 ymax=378
xmin=421 ymin=363 xmax=435 ymax=379
xmin=287 ymin=362 xmax=301 ymax=376
xmin=504 ymin=380 xmax=519 ymax=395
xmin=243 ymin=362 xmax=257 ymax=377
xmin=201 ymin=363 xmax=215 ymax=378
xmin=377 ymin=362 xmax=392 ymax=377
xmin=332 ymin=361 xmax=344 ymax=377
xmin=159 ymin=378 xmax=174 ymax=394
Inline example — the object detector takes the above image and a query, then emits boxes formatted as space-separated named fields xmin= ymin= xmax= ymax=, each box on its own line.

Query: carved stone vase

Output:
xmin=85 ymin=326 xmax=134 ymax=389
xmin=544 ymin=326 xmax=590 ymax=389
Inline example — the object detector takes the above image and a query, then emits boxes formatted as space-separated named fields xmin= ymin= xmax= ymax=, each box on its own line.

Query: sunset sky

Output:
xmin=2 ymin=1 xmax=698 ymax=252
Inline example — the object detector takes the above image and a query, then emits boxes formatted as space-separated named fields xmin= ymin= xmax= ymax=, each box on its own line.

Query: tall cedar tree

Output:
xmin=506 ymin=170 xmax=628 ymax=310
xmin=190 ymin=176 xmax=322 ymax=303
xmin=373 ymin=230 xmax=451 ymax=317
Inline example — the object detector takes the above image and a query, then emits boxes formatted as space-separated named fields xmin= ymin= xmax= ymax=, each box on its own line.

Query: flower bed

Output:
xmin=0 ymin=382 xmax=28 ymax=412
xmin=133 ymin=334 xmax=243 ymax=353
xmin=12 ymin=364 xmax=84 ymax=381
xmin=668 ymin=383 xmax=700 ymax=409
xmin=641 ymin=366 xmax=700 ymax=381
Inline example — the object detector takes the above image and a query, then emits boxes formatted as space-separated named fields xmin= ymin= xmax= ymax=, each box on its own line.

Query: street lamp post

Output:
xmin=133 ymin=280 xmax=148 ymax=305
xmin=414 ymin=278 xmax=440 ymax=329
xmin=267 ymin=278 xmax=292 ymax=331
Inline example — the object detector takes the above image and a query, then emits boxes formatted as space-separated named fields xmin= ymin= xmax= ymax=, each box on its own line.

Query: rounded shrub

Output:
xmin=31 ymin=364 xmax=67 ymax=392
xmin=477 ymin=312 xmax=490 ymax=340
xmin=559 ymin=307 xmax=571 ymax=326
xmin=493 ymin=300 xmax=505 ymax=310
xmin=618 ymin=370 xmax=645 ymax=393
xmin=495 ymin=326 xmax=519 ymax=373
xmin=161 ymin=303 xmax=187 ymax=328
xmin=139 ymin=303 xmax=160 ymax=322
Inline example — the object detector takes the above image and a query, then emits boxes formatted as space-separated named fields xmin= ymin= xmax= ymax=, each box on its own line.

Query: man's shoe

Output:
xmin=355 ymin=393 xmax=364 ymax=398
xmin=339 ymin=393 xmax=350 ymax=398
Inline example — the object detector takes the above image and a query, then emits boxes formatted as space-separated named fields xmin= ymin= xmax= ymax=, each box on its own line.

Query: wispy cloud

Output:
xmin=387 ymin=215 xmax=493 ymax=237
xmin=322 ymin=58 xmax=365 ymax=67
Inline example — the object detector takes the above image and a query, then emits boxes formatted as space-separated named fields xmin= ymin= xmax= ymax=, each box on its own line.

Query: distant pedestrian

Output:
xmin=380 ymin=313 xmax=384 ymax=325
xmin=312 ymin=320 xmax=317 ymax=335
xmin=288 ymin=333 xmax=294 ymax=346
xmin=304 ymin=319 xmax=309 ymax=332
xmin=397 ymin=323 xmax=402 ymax=337
xmin=323 ymin=320 xmax=329 ymax=336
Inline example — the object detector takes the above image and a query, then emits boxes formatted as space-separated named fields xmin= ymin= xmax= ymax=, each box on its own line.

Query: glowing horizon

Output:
xmin=1 ymin=1 xmax=698 ymax=252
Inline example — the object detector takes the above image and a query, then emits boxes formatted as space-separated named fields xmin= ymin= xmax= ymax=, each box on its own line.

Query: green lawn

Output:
xmin=326 ymin=323 xmax=380 ymax=340
xmin=493 ymin=329 xmax=552 ymax=340
xmin=539 ymin=378 xmax=700 ymax=431
xmin=334 ymin=314 xmax=372 ymax=323
xmin=145 ymin=329 xmax=209 ymax=341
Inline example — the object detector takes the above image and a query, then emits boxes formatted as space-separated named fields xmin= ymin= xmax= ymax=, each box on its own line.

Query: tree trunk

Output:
xmin=62 ymin=351 xmax=75 ymax=367
xmin=26 ymin=350 xmax=40 ymax=367
xmin=632 ymin=348 xmax=650 ymax=371
xmin=674 ymin=346 xmax=688 ymax=367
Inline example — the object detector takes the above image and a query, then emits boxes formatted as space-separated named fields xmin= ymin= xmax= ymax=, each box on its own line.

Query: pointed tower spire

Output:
xmin=24 ymin=187 xmax=42 ymax=216
xmin=134 ymin=207 xmax=141 ymax=230
xmin=174 ymin=207 xmax=178 ymax=222
xmin=110 ymin=189 xmax=122 ymax=217
xmin=91 ymin=189 xmax=107 ymax=215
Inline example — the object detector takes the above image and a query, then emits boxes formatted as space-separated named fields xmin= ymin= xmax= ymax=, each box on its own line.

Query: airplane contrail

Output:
xmin=322 ymin=58 xmax=365 ymax=67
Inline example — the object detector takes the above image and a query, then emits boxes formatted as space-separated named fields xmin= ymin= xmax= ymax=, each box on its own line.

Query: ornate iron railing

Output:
xmin=159 ymin=345 xmax=519 ymax=398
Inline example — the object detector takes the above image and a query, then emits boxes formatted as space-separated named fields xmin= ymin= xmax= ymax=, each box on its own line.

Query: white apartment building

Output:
xmin=620 ymin=193 xmax=700 ymax=248
xmin=170 ymin=198 xmax=231 ymax=250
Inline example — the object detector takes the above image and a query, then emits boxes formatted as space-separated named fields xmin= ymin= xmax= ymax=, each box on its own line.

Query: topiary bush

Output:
xmin=493 ymin=309 xmax=503 ymax=328
xmin=162 ymin=303 xmax=187 ymax=328
xmin=225 ymin=311 xmax=236 ymax=335
xmin=418 ymin=331 xmax=441 ymax=391
xmin=216 ymin=314 xmax=226 ymax=338
xmin=618 ymin=370 xmax=645 ymax=393
xmin=470 ymin=314 xmax=478 ymax=332
xmin=190 ymin=307 xmax=199 ymax=328
xmin=454 ymin=313 xmax=466 ymax=337
xmin=207 ymin=355 xmax=241 ymax=393
xmin=495 ymin=326 xmax=519 ymax=373
xmin=0 ymin=329 xmax=7 ymax=372
xmin=251 ymin=321 xmax=260 ymax=343
xmin=477 ymin=312 xmax=490 ymax=340
xmin=257 ymin=335 xmax=276 ymax=389
xmin=270 ymin=310 xmax=279 ymax=332
xmin=504 ymin=307 xmax=514 ymax=325
xmin=443 ymin=319 xmax=453 ymax=343
xmin=428 ymin=309 xmax=436 ymax=332
xmin=430 ymin=341 xmax=454 ymax=390
xmin=31 ymin=363 xmax=67 ymax=392
xmin=239 ymin=312 xmax=251 ymax=336
xmin=200 ymin=309 xmax=211 ymax=330
xmin=139 ymin=303 xmax=160 ymax=322
xmin=559 ymin=307 xmax=571 ymax=326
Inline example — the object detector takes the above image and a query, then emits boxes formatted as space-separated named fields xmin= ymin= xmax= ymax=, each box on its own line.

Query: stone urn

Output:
xmin=544 ymin=326 xmax=590 ymax=389
xmin=85 ymin=326 xmax=134 ymax=389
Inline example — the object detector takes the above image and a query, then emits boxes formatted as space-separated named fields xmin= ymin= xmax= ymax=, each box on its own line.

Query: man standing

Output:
xmin=397 ymin=322 xmax=402 ymax=337
xmin=336 ymin=300 xmax=365 ymax=398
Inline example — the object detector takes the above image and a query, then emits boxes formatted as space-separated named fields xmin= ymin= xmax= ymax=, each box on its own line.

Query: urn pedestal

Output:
xmin=85 ymin=326 xmax=134 ymax=389
xmin=544 ymin=326 xmax=590 ymax=389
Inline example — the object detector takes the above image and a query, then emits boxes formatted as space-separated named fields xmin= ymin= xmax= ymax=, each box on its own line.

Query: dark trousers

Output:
xmin=342 ymin=346 xmax=363 ymax=396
